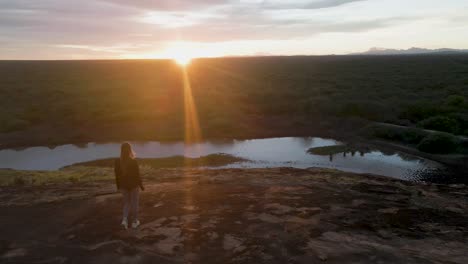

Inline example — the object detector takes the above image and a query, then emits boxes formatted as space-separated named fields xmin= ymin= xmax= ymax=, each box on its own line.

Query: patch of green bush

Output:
xmin=364 ymin=125 xmax=400 ymax=141
xmin=399 ymin=102 xmax=443 ymax=123
xmin=400 ymin=127 xmax=428 ymax=144
xmin=417 ymin=115 xmax=460 ymax=134
xmin=417 ymin=133 xmax=460 ymax=154
xmin=338 ymin=101 xmax=391 ymax=121
xmin=19 ymin=107 xmax=44 ymax=124
xmin=448 ymin=113 xmax=468 ymax=136
xmin=460 ymin=140 xmax=468 ymax=154
xmin=208 ymin=117 xmax=236 ymax=134
xmin=307 ymin=145 xmax=351 ymax=155
xmin=66 ymin=154 xmax=247 ymax=169
xmin=444 ymin=95 xmax=466 ymax=109
xmin=13 ymin=177 xmax=26 ymax=186
xmin=0 ymin=118 xmax=31 ymax=133
xmin=362 ymin=124 xmax=428 ymax=145
xmin=0 ymin=167 xmax=113 ymax=187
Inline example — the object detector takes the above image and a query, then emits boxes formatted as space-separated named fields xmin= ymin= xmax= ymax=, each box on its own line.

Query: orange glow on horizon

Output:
xmin=125 ymin=41 xmax=230 ymax=61
xmin=162 ymin=43 xmax=198 ymax=66
xmin=173 ymin=55 xmax=192 ymax=66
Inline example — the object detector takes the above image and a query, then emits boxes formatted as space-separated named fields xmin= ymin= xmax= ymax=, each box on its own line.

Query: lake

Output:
xmin=0 ymin=137 xmax=452 ymax=182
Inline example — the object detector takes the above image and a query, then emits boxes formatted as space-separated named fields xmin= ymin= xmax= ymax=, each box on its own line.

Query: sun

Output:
xmin=173 ymin=54 xmax=192 ymax=66
xmin=159 ymin=42 xmax=203 ymax=66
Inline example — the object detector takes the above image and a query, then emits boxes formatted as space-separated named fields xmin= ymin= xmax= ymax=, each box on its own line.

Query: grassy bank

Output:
xmin=66 ymin=154 xmax=247 ymax=169
xmin=0 ymin=166 xmax=113 ymax=186
xmin=361 ymin=123 xmax=468 ymax=154
xmin=0 ymin=154 xmax=247 ymax=186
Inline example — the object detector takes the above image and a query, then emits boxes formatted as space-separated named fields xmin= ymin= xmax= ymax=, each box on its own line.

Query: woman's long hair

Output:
xmin=120 ymin=142 xmax=135 ymax=176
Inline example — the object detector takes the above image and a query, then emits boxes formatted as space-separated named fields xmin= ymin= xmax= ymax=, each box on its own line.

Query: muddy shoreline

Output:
xmin=1 ymin=168 xmax=467 ymax=263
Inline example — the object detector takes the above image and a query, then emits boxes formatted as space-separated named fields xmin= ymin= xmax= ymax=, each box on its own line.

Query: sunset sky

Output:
xmin=1 ymin=0 xmax=467 ymax=59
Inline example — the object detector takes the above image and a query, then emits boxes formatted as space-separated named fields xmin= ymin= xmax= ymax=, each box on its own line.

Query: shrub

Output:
xmin=461 ymin=140 xmax=468 ymax=154
xmin=400 ymin=102 xmax=443 ymax=122
xmin=401 ymin=127 xmax=428 ymax=144
xmin=417 ymin=115 xmax=459 ymax=134
xmin=362 ymin=125 xmax=400 ymax=141
xmin=417 ymin=133 xmax=460 ymax=154
xmin=444 ymin=95 xmax=466 ymax=108
xmin=0 ymin=118 xmax=31 ymax=133
xmin=308 ymin=145 xmax=351 ymax=155
xmin=338 ymin=101 xmax=391 ymax=121
xmin=390 ymin=118 xmax=412 ymax=127
xmin=208 ymin=117 xmax=236 ymax=134
xmin=68 ymin=176 xmax=80 ymax=183
xmin=20 ymin=107 xmax=44 ymax=124
xmin=448 ymin=113 xmax=468 ymax=135
xmin=13 ymin=177 xmax=26 ymax=186
xmin=362 ymin=124 xmax=428 ymax=145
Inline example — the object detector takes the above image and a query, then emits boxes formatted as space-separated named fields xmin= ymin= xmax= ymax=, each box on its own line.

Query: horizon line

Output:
xmin=3 ymin=53 xmax=468 ymax=62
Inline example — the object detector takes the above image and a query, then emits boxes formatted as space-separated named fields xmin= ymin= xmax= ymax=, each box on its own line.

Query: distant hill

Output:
xmin=353 ymin=47 xmax=468 ymax=55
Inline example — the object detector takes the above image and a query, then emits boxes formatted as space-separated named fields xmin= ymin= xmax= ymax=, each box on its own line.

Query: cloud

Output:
xmin=262 ymin=0 xmax=367 ymax=10
xmin=101 ymin=0 xmax=227 ymax=11
xmin=158 ymin=16 xmax=413 ymax=42
xmin=138 ymin=10 xmax=225 ymax=28
xmin=101 ymin=0 xmax=368 ymax=11
xmin=1 ymin=0 xmax=464 ymax=59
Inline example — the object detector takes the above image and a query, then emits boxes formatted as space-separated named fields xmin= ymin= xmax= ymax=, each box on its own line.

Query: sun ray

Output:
xmin=162 ymin=42 xmax=203 ymax=210
xmin=182 ymin=67 xmax=202 ymax=144
xmin=180 ymin=64 xmax=202 ymax=213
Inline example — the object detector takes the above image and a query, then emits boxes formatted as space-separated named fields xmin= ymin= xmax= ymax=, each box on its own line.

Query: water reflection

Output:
xmin=293 ymin=137 xmax=316 ymax=148
xmin=0 ymin=137 xmax=451 ymax=182
xmin=73 ymin=143 xmax=88 ymax=149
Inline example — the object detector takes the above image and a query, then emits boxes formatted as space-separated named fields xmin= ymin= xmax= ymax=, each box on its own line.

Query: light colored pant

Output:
xmin=122 ymin=188 xmax=139 ymax=221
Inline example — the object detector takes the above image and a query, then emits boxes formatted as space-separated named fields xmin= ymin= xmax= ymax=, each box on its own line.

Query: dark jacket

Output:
xmin=114 ymin=158 xmax=142 ymax=190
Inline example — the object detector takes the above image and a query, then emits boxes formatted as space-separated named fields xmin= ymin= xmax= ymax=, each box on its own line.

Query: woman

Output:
xmin=114 ymin=142 xmax=144 ymax=229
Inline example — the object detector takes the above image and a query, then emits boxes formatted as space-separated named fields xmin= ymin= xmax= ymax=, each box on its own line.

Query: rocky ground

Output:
xmin=0 ymin=168 xmax=467 ymax=263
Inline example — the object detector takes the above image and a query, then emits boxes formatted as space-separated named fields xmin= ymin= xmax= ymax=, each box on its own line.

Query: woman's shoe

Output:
xmin=131 ymin=219 xmax=140 ymax=229
xmin=121 ymin=218 xmax=128 ymax=229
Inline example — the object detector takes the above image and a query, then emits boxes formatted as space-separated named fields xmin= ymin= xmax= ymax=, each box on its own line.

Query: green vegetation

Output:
xmin=0 ymin=154 xmax=246 ymax=186
xmin=417 ymin=133 xmax=461 ymax=154
xmin=0 ymin=167 xmax=113 ymax=186
xmin=399 ymin=94 xmax=468 ymax=136
xmin=418 ymin=116 xmax=460 ymax=134
xmin=308 ymin=145 xmax=353 ymax=155
xmin=0 ymin=118 xmax=30 ymax=133
xmin=362 ymin=124 xmax=429 ymax=145
xmin=448 ymin=113 xmax=468 ymax=135
xmin=363 ymin=123 xmax=468 ymax=154
xmin=0 ymin=56 xmax=467 ymax=145
xmin=66 ymin=154 xmax=247 ymax=169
